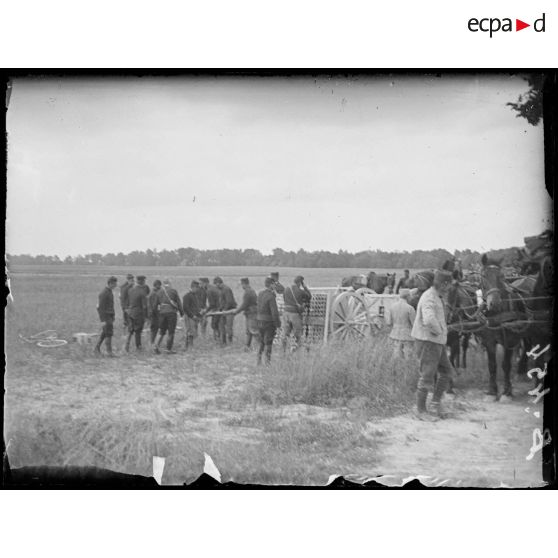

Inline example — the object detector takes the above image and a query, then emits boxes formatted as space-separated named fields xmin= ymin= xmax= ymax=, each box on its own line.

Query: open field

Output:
xmin=4 ymin=265 xmax=545 ymax=486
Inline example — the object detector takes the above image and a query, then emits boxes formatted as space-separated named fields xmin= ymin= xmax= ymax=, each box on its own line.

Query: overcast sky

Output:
xmin=6 ymin=74 xmax=552 ymax=257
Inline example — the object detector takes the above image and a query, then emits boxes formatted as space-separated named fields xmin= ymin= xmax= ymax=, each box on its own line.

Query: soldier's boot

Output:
xmin=431 ymin=379 xmax=450 ymax=419
xmin=153 ymin=334 xmax=161 ymax=354
xmin=134 ymin=330 xmax=142 ymax=350
xmin=105 ymin=337 xmax=115 ymax=357
xmin=150 ymin=330 xmax=157 ymax=345
xmin=166 ymin=333 xmax=176 ymax=354
xmin=256 ymin=346 xmax=264 ymax=366
xmin=227 ymin=334 xmax=233 ymax=344
xmin=94 ymin=332 xmax=105 ymax=355
xmin=265 ymin=344 xmax=273 ymax=365
xmin=124 ymin=333 xmax=133 ymax=353
xmin=415 ymin=388 xmax=438 ymax=422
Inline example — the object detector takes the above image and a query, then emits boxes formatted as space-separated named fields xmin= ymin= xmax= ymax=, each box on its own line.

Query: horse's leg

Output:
xmin=502 ymin=345 xmax=514 ymax=397
xmin=462 ymin=334 xmax=470 ymax=369
xmin=485 ymin=338 xmax=498 ymax=396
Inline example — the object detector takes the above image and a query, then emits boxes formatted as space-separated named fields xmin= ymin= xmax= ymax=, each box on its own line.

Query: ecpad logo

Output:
xmin=468 ymin=13 xmax=546 ymax=37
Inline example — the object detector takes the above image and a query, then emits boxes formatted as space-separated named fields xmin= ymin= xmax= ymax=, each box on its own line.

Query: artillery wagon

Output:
xmin=295 ymin=287 xmax=399 ymax=346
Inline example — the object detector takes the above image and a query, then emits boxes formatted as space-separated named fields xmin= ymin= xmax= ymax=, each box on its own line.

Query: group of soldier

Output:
xmin=95 ymin=271 xmax=312 ymax=365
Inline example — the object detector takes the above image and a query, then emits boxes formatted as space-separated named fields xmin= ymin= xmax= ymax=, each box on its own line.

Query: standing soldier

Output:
xmin=183 ymin=281 xmax=203 ymax=350
xmin=153 ymin=278 xmax=183 ymax=354
xmin=395 ymin=269 xmax=411 ymax=294
xmin=269 ymin=272 xmax=285 ymax=295
xmin=120 ymin=273 xmax=134 ymax=328
xmin=257 ymin=277 xmax=281 ymax=365
xmin=282 ymin=275 xmax=312 ymax=352
xmin=206 ymin=279 xmax=221 ymax=341
xmin=411 ymin=269 xmax=454 ymax=421
xmin=214 ymin=276 xmax=237 ymax=345
xmin=125 ymin=275 xmax=149 ymax=353
xmin=148 ymin=279 xmax=162 ymax=346
xmin=95 ymin=276 xmax=118 ymax=357
xmin=234 ymin=277 xmax=259 ymax=350
xmin=197 ymin=277 xmax=210 ymax=337
xmin=385 ymin=288 xmax=416 ymax=359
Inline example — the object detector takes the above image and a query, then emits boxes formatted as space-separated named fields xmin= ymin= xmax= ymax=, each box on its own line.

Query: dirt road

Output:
xmin=348 ymin=388 xmax=545 ymax=487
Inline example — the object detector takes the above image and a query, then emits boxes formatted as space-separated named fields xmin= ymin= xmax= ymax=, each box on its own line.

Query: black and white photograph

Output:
xmin=3 ymin=72 xmax=554 ymax=488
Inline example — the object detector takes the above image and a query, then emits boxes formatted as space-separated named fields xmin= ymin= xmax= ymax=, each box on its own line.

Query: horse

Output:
xmin=340 ymin=271 xmax=396 ymax=294
xmin=510 ymin=255 xmax=553 ymax=373
xmin=477 ymin=254 xmax=527 ymax=399
xmin=446 ymin=281 xmax=479 ymax=369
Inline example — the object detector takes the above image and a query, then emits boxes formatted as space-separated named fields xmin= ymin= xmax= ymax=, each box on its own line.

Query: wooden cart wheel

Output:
xmin=330 ymin=291 xmax=372 ymax=341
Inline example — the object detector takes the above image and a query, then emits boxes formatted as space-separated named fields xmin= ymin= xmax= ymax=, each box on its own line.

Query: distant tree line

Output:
xmin=6 ymin=246 xmax=521 ymax=269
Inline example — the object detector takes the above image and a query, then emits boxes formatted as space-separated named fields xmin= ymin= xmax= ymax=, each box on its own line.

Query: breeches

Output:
xmin=282 ymin=311 xmax=303 ymax=339
xmin=258 ymin=322 xmax=277 ymax=346
xmin=128 ymin=314 xmax=144 ymax=333
xmin=184 ymin=316 xmax=198 ymax=338
xmin=101 ymin=317 xmax=114 ymax=337
xmin=158 ymin=313 xmax=177 ymax=336
xmin=219 ymin=314 xmax=235 ymax=337
xmin=415 ymin=340 xmax=453 ymax=392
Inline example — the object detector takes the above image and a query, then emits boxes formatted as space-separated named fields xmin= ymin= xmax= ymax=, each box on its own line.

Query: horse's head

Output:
xmin=480 ymin=254 xmax=506 ymax=313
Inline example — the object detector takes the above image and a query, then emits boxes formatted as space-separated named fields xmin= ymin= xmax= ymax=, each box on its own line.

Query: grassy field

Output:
xmin=5 ymin=264 xmax=519 ymax=486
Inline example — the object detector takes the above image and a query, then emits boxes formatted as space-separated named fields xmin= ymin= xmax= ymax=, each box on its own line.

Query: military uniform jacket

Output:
xmin=127 ymin=285 xmax=149 ymax=319
xmin=98 ymin=287 xmax=115 ymax=322
xmin=183 ymin=291 xmax=201 ymax=319
xmin=157 ymin=287 xmax=183 ymax=316
xmin=386 ymin=299 xmax=416 ymax=341
xmin=148 ymin=290 xmax=160 ymax=318
xmin=411 ymin=286 xmax=448 ymax=345
xmin=236 ymin=287 xmax=258 ymax=316
xmin=219 ymin=285 xmax=237 ymax=311
xmin=257 ymin=288 xmax=281 ymax=327
xmin=207 ymin=285 xmax=221 ymax=311
xmin=284 ymin=284 xmax=312 ymax=314
xmin=120 ymin=282 xmax=133 ymax=308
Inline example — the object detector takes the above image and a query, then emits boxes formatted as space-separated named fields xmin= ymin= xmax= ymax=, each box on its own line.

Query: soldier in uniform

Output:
xmin=395 ymin=269 xmax=411 ymax=294
xmin=282 ymin=275 xmax=312 ymax=352
xmin=183 ymin=281 xmax=203 ymax=350
xmin=125 ymin=275 xmax=149 ymax=352
xmin=206 ymin=279 xmax=222 ymax=341
xmin=148 ymin=279 xmax=162 ymax=345
xmin=257 ymin=277 xmax=281 ymax=365
xmin=411 ymin=269 xmax=455 ymax=420
xmin=153 ymin=278 xmax=183 ymax=354
xmin=214 ymin=276 xmax=237 ymax=345
xmin=234 ymin=277 xmax=259 ymax=350
xmin=95 ymin=276 xmax=118 ymax=357
xmin=385 ymin=288 xmax=416 ymax=359
xmin=197 ymin=277 xmax=210 ymax=337
xmin=119 ymin=273 xmax=134 ymax=328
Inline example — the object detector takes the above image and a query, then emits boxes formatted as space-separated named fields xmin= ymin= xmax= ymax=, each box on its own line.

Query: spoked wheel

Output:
xmin=356 ymin=288 xmax=385 ymax=330
xmin=330 ymin=291 xmax=372 ymax=341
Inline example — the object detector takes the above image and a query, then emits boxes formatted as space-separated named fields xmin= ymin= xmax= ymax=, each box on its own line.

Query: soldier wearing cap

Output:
xmin=153 ymin=278 xmax=183 ymax=354
xmin=95 ymin=276 xmax=118 ymax=357
xmin=269 ymin=272 xmax=285 ymax=295
xmin=120 ymin=274 xmax=135 ymax=328
xmin=148 ymin=280 xmax=162 ymax=345
xmin=411 ymin=269 xmax=455 ymax=420
xmin=183 ymin=280 xmax=203 ymax=350
xmin=257 ymin=277 xmax=281 ymax=365
xmin=206 ymin=279 xmax=222 ymax=341
xmin=213 ymin=276 xmax=237 ymax=345
xmin=385 ymin=288 xmax=416 ymax=359
xmin=395 ymin=270 xmax=411 ymax=294
xmin=125 ymin=275 xmax=150 ymax=352
xmin=234 ymin=278 xmax=259 ymax=350
xmin=197 ymin=277 xmax=210 ymax=337
xmin=282 ymin=275 xmax=312 ymax=352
